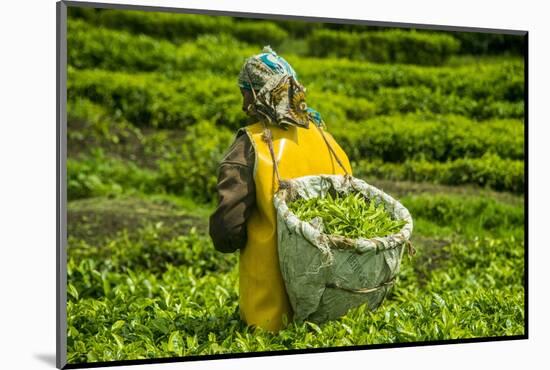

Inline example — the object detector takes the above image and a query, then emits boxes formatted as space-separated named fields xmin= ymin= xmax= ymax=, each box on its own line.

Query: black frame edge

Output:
xmin=523 ymin=32 xmax=529 ymax=338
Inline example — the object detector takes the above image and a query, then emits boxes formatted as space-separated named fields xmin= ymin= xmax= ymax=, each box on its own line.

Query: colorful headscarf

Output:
xmin=238 ymin=46 xmax=325 ymax=129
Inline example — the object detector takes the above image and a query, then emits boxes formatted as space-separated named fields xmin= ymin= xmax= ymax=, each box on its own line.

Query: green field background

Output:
xmin=66 ymin=7 xmax=525 ymax=364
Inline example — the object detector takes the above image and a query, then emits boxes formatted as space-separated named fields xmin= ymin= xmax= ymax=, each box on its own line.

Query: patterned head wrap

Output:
xmin=238 ymin=46 xmax=324 ymax=129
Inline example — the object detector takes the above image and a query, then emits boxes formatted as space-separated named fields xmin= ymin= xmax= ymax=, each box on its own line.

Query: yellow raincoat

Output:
xmin=239 ymin=121 xmax=352 ymax=332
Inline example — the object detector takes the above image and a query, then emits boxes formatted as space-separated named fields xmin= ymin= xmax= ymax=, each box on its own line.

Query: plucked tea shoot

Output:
xmin=288 ymin=192 xmax=406 ymax=239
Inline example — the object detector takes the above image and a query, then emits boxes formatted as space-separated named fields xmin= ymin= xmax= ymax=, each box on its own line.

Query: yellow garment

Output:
xmin=240 ymin=122 xmax=352 ymax=332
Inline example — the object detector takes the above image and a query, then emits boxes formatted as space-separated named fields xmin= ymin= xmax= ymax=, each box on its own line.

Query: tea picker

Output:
xmin=210 ymin=45 xmax=414 ymax=331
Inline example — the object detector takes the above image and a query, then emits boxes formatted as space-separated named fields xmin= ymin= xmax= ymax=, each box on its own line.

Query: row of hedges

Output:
xmin=450 ymin=32 xmax=525 ymax=56
xmin=330 ymin=114 xmax=524 ymax=162
xmin=276 ymin=19 xmax=524 ymax=56
xmin=370 ymin=86 xmax=523 ymax=119
xmin=294 ymin=58 xmax=524 ymax=102
xmin=307 ymin=29 xmax=460 ymax=65
xmin=307 ymin=29 xmax=524 ymax=62
xmin=67 ymin=98 xmax=523 ymax=180
xmin=67 ymin=20 xmax=524 ymax=103
xmin=68 ymin=7 xmax=289 ymax=46
xmin=68 ymin=149 xmax=524 ymax=202
xmin=67 ymin=99 xmax=524 ymax=197
xmin=68 ymin=19 xmax=256 ymax=75
xmin=402 ymin=193 xmax=524 ymax=233
xmin=67 ymin=68 xmax=244 ymax=129
xmin=354 ymin=154 xmax=524 ymax=193
xmin=69 ymin=7 xmax=524 ymax=57
xmin=68 ymin=98 xmax=523 ymax=178
xmin=67 ymin=68 xmax=376 ymax=130
xmin=68 ymin=121 xmax=234 ymax=203
xmin=68 ymin=67 xmax=523 ymax=133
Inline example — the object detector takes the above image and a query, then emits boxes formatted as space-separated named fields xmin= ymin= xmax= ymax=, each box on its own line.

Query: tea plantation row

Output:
xmin=68 ymin=67 xmax=523 ymax=131
xmin=69 ymin=8 xmax=524 ymax=62
xmin=68 ymin=19 xmax=524 ymax=102
xmin=67 ymin=97 xmax=524 ymax=196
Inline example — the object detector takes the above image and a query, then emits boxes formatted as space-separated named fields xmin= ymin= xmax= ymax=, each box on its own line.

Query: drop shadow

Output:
xmin=34 ymin=353 xmax=57 ymax=367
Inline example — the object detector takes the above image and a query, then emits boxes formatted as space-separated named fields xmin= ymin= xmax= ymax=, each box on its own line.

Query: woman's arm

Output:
xmin=209 ymin=132 xmax=256 ymax=253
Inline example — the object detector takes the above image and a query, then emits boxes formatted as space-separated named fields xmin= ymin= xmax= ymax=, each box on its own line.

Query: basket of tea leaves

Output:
xmin=273 ymin=174 xmax=414 ymax=323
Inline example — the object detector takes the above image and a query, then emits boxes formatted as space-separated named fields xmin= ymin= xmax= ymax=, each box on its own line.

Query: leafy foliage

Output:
xmin=354 ymin=154 xmax=524 ymax=194
xmin=307 ymin=29 xmax=460 ymax=65
xmin=69 ymin=8 xmax=289 ymax=46
xmin=66 ymin=195 xmax=524 ymax=363
xmin=289 ymin=192 xmax=406 ymax=239
xmin=331 ymin=114 xmax=524 ymax=163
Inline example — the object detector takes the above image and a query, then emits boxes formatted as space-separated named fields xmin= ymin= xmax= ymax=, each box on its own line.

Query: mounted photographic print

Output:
xmin=56 ymin=1 xmax=527 ymax=368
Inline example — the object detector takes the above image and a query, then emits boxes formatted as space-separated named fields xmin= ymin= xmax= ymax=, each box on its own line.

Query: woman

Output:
xmin=209 ymin=46 xmax=352 ymax=332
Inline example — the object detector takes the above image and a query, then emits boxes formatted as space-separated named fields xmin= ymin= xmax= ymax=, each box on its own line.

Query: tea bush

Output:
xmin=67 ymin=122 xmax=234 ymax=203
xmin=67 ymin=149 xmax=160 ymax=200
xmin=156 ymin=121 xmax=234 ymax=203
xmin=67 ymin=68 xmax=379 ymax=130
xmin=293 ymin=58 xmax=524 ymax=102
xmin=307 ymin=29 xmax=460 ymax=65
xmin=369 ymin=86 xmax=523 ymax=119
xmin=69 ymin=7 xmax=289 ymax=46
xmin=67 ymin=68 xmax=245 ymax=130
xmin=67 ymin=22 xmax=524 ymax=104
xmin=354 ymin=154 xmax=524 ymax=194
xmin=400 ymin=193 xmax=524 ymax=238
xmin=66 ymin=193 xmax=524 ymax=363
xmin=451 ymin=32 xmax=525 ymax=55
xmin=67 ymin=102 xmax=524 ymax=198
xmin=68 ymin=67 xmax=522 ymax=134
xmin=330 ymin=114 xmax=524 ymax=162
xmin=68 ymin=19 xmax=256 ymax=75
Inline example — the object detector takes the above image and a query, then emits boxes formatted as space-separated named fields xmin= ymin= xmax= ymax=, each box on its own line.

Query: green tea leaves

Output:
xmin=289 ymin=192 xmax=406 ymax=239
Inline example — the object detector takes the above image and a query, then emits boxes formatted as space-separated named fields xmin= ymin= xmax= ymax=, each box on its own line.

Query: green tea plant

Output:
xmin=68 ymin=19 xmax=257 ymax=75
xmin=307 ymin=29 xmax=460 ymax=65
xmin=330 ymin=114 xmax=524 ymax=162
xmin=354 ymin=154 xmax=524 ymax=194
xmin=65 ymin=194 xmax=524 ymax=364
xmin=68 ymin=67 xmax=523 ymax=134
xmin=289 ymin=192 xmax=406 ymax=239
xmin=66 ymin=20 xmax=523 ymax=102
xmin=69 ymin=8 xmax=289 ymax=46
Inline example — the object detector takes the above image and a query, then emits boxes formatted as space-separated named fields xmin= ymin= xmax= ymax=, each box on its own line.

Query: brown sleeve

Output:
xmin=209 ymin=131 xmax=256 ymax=253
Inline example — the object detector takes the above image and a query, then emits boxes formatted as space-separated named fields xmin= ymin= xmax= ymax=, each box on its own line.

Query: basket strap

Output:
xmin=313 ymin=124 xmax=350 ymax=177
xmin=326 ymin=278 xmax=395 ymax=294
xmin=260 ymin=124 xmax=287 ymax=191
xmin=259 ymin=120 xmax=351 ymax=193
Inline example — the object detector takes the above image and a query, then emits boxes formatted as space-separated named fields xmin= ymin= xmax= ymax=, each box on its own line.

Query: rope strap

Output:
xmin=406 ymin=240 xmax=417 ymax=256
xmin=261 ymin=127 xmax=284 ymax=189
xmin=326 ymin=278 xmax=395 ymax=294
xmin=313 ymin=124 xmax=349 ymax=177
